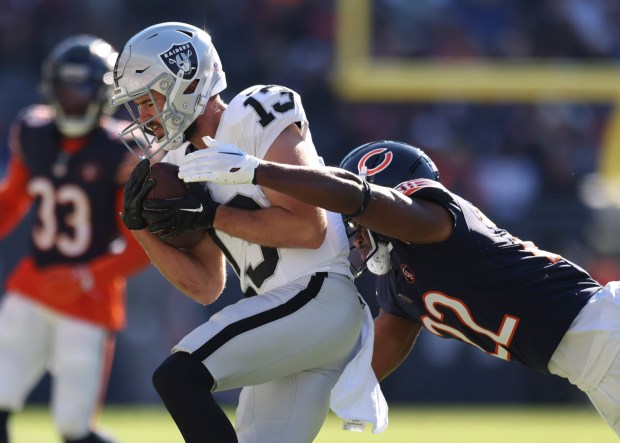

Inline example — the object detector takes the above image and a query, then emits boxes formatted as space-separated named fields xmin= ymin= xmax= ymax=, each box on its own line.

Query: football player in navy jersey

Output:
xmin=178 ymin=139 xmax=620 ymax=438
xmin=0 ymin=36 xmax=151 ymax=443
xmin=112 ymin=22 xmax=384 ymax=443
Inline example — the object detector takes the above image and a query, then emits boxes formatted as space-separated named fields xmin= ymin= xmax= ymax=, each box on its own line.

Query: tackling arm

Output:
xmin=372 ymin=309 xmax=422 ymax=381
xmin=255 ymin=162 xmax=368 ymax=217
xmin=255 ymin=161 xmax=452 ymax=244
xmin=178 ymin=140 xmax=452 ymax=244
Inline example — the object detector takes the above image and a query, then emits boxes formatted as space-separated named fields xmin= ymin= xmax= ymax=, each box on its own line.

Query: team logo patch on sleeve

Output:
xmin=159 ymin=43 xmax=198 ymax=80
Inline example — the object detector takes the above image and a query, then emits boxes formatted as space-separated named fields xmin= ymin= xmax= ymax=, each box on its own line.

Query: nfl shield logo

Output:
xmin=159 ymin=42 xmax=198 ymax=80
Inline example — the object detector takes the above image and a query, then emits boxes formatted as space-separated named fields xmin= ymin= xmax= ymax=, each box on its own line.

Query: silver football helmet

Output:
xmin=107 ymin=22 xmax=227 ymax=158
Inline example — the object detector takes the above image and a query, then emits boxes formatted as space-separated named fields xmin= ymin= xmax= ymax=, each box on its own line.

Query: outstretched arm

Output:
xmin=178 ymin=137 xmax=368 ymax=216
xmin=256 ymin=162 xmax=369 ymax=218
xmin=252 ymin=159 xmax=452 ymax=244
xmin=178 ymin=142 xmax=453 ymax=244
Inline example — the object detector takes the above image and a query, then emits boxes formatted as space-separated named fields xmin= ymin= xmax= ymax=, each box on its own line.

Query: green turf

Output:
xmin=9 ymin=404 xmax=617 ymax=442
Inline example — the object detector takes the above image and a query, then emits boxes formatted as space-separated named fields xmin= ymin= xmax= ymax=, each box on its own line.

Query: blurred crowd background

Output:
xmin=1 ymin=0 xmax=620 ymax=407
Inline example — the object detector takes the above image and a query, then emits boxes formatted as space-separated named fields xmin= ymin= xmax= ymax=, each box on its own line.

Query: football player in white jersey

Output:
xmin=109 ymin=22 xmax=385 ymax=443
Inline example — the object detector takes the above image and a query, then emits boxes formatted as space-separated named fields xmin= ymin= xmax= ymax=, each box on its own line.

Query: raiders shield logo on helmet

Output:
xmin=159 ymin=42 xmax=198 ymax=80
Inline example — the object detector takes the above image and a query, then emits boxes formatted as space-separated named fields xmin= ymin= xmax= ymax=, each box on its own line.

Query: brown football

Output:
xmin=145 ymin=162 xmax=205 ymax=249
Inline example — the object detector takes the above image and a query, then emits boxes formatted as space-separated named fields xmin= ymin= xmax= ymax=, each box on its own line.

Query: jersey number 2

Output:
xmin=421 ymin=291 xmax=520 ymax=361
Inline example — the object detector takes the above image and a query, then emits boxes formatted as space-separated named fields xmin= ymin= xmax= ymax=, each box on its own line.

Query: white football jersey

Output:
xmin=164 ymin=85 xmax=351 ymax=295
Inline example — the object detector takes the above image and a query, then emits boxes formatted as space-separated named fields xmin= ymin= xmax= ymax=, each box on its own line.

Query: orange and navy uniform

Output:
xmin=0 ymin=105 xmax=150 ymax=331
xmin=376 ymin=178 xmax=601 ymax=374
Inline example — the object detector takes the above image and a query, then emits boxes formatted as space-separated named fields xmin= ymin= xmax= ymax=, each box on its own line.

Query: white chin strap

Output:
xmin=367 ymin=241 xmax=393 ymax=275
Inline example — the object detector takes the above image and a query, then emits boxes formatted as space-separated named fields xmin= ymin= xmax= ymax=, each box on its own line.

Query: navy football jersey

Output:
xmin=376 ymin=178 xmax=601 ymax=373
xmin=15 ymin=105 xmax=129 ymax=268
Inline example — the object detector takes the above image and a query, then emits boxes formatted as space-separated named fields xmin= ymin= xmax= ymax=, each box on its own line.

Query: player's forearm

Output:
xmin=132 ymin=229 xmax=226 ymax=305
xmin=255 ymin=162 xmax=367 ymax=217
xmin=372 ymin=312 xmax=421 ymax=381
xmin=213 ymin=203 xmax=326 ymax=249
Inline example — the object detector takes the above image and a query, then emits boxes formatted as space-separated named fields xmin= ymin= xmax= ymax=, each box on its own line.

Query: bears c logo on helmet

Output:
xmin=357 ymin=148 xmax=393 ymax=176
xmin=159 ymin=42 xmax=198 ymax=80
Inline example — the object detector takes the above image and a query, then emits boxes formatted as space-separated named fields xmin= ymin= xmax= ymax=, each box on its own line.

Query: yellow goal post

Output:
xmin=332 ymin=0 xmax=620 ymax=201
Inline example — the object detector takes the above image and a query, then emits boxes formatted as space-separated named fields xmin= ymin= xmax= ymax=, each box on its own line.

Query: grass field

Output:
xmin=8 ymin=404 xmax=617 ymax=443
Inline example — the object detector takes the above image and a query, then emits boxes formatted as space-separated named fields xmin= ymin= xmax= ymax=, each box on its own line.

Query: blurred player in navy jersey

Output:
xmin=0 ymin=35 xmax=151 ymax=443
xmin=178 ymin=139 xmax=620 ymax=438
xmin=112 ymin=21 xmax=384 ymax=443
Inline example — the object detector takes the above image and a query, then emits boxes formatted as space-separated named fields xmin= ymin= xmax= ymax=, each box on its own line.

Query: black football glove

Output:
xmin=122 ymin=159 xmax=154 ymax=230
xmin=142 ymin=182 xmax=220 ymax=240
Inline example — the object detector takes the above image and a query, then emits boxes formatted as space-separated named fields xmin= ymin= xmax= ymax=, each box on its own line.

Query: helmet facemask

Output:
xmin=366 ymin=233 xmax=393 ymax=275
xmin=346 ymin=221 xmax=393 ymax=278
xmin=111 ymin=72 xmax=189 ymax=158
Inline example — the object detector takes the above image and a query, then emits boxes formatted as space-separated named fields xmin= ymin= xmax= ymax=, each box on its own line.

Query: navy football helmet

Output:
xmin=41 ymin=35 xmax=117 ymax=137
xmin=339 ymin=140 xmax=440 ymax=277
xmin=339 ymin=140 xmax=439 ymax=187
